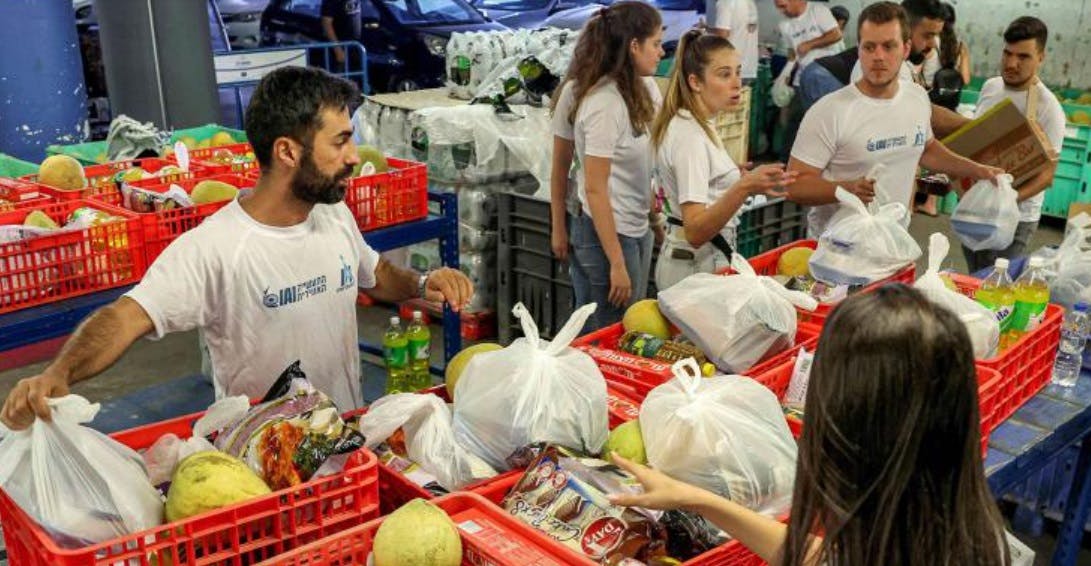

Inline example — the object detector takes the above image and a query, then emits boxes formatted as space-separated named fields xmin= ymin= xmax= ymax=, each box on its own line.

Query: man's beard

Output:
xmin=292 ymin=145 xmax=353 ymax=205
xmin=908 ymin=49 xmax=926 ymax=65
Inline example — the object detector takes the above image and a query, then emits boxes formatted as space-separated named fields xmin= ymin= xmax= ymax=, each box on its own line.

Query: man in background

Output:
xmin=709 ymin=0 xmax=760 ymax=84
xmin=322 ymin=0 xmax=362 ymax=67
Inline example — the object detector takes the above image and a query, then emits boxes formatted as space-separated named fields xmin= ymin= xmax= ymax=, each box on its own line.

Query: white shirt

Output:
xmin=571 ymin=77 xmax=663 ymax=238
xmin=551 ymin=80 xmax=582 ymax=215
xmin=974 ymin=76 xmax=1066 ymax=223
xmin=716 ymin=0 xmax=760 ymax=80
xmin=791 ymin=80 xmax=934 ymax=236
xmin=655 ymin=109 xmax=743 ymax=237
xmin=127 ymin=199 xmax=380 ymax=411
xmin=778 ymin=2 xmax=844 ymax=85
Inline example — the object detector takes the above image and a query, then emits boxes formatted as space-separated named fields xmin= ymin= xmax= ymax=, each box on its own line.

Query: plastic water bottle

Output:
xmin=407 ymin=310 xmax=432 ymax=392
xmin=1052 ymin=302 xmax=1089 ymax=388
xmin=1010 ymin=257 xmax=1051 ymax=344
xmin=976 ymin=258 xmax=1016 ymax=348
xmin=383 ymin=316 xmax=410 ymax=394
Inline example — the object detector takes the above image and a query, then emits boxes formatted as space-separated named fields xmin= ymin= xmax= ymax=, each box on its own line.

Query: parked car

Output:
xmin=471 ymin=0 xmax=595 ymax=30
xmin=218 ymin=0 xmax=269 ymax=49
xmin=539 ymin=0 xmax=704 ymax=53
xmin=260 ymin=0 xmax=507 ymax=92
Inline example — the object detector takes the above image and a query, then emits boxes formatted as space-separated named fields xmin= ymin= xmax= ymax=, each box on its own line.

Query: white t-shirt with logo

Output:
xmin=778 ymin=2 xmax=844 ymax=85
xmin=791 ymin=80 xmax=933 ymax=236
xmin=126 ymin=199 xmax=380 ymax=411
xmin=573 ymin=77 xmax=662 ymax=238
xmin=655 ymin=109 xmax=743 ymax=238
xmin=975 ymin=76 xmax=1066 ymax=223
xmin=716 ymin=0 xmax=760 ymax=80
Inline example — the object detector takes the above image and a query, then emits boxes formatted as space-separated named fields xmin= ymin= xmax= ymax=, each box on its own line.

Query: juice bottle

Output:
xmin=976 ymin=258 xmax=1016 ymax=350
xmin=406 ymin=310 xmax=432 ymax=392
xmin=1009 ymin=256 xmax=1051 ymax=345
xmin=383 ymin=316 xmax=410 ymax=394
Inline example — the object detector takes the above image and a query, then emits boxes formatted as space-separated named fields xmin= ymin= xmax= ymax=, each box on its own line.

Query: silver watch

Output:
xmin=418 ymin=271 xmax=431 ymax=299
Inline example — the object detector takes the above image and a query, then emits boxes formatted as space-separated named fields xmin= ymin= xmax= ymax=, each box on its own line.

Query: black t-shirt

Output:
xmin=815 ymin=47 xmax=859 ymax=86
xmin=321 ymin=0 xmax=363 ymax=42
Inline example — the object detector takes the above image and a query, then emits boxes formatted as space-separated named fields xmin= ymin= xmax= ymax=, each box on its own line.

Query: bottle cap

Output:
xmin=390 ymin=316 xmax=400 ymax=325
xmin=413 ymin=310 xmax=423 ymax=320
xmin=1076 ymin=302 xmax=1090 ymax=312
xmin=995 ymin=258 xmax=1009 ymax=269
xmin=1029 ymin=256 xmax=1046 ymax=268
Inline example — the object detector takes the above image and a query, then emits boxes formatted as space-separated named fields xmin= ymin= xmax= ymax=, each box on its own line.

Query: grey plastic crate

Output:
xmin=498 ymin=191 xmax=574 ymax=344
xmin=736 ymin=198 xmax=808 ymax=257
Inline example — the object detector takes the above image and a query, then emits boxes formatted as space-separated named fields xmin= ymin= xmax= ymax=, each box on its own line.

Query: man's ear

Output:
xmin=273 ymin=137 xmax=302 ymax=169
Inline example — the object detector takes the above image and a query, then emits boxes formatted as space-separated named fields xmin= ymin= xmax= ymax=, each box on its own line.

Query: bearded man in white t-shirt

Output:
xmin=962 ymin=16 xmax=1065 ymax=273
xmin=787 ymin=1 xmax=1001 ymax=237
xmin=0 ymin=67 xmax=474 ymax=430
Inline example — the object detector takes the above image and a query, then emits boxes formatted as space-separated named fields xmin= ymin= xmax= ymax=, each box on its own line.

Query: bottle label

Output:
xmin=384 ymin=345 xmax=408 ymax=368
xmin=1012 ymin=301 xmax=1047 ymax=333
xmin=977 ymin=298 xmax=1014 ymax=332
xmin=409 ymin=338 xmax=430 ymax=362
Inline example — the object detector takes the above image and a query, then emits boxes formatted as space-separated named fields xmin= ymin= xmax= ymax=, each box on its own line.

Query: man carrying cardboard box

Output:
xmin=961 ymin=16 xmax=1064 ymax=272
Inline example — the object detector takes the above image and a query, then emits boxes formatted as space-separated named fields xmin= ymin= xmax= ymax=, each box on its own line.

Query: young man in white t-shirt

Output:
xmin=963 ymin=16 xmax=1066 ymax=273
xmin=0 ymin=68 xmax=474 ymax=429
xmin=709 ymin=0 xmax=759 ymax=82
xmin=788 ymin=1 xmax=1000 ymax=237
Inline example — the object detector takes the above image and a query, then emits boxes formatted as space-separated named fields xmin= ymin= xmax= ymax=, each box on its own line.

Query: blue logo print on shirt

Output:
xmin=338 ymin=255 xmax=355 ymax=292
xmin=262 ymin=276 xmax=328 ymax=309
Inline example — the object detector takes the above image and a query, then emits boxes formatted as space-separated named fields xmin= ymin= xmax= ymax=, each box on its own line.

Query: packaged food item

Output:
xmin=617 ymin=331 xmax=715 ymax=376
xmin=501 ymin=444 xmax=668 ymax=564
xmin=373 ymin=429 xmax=448 ymax=498
xmin=212 ymin=361 xmax=366 ymax=490
xmin=659 ymin=510 xmax=730 ymax=561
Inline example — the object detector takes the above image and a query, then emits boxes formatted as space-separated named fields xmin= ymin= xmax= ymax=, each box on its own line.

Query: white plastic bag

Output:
xmin=657 ymin=254 xmax=818 ymax=373
xmin=359 ymin=393 xmax=497 ymax=491
xmin=453 ymin=302 xmax=609 ymax=470
xmin=952 ymin=175 xmax=1019 ymax=251
xmin=0 ymin=395 xmax=162 ymax=548
xmin=809 ymin=187 xmax=922 ymax=286
xmin=1048 ymin=214 xmax=1091 ymax=309
xmin=143 ymin=433 xmax=217 ymax=487
xmin=640 ymin=359 xmax=797 ymax=516
xmin=914 ymin=233 xmax=1000 ymax=358
xmin=771 ymin=60 xmax=796 ymax=108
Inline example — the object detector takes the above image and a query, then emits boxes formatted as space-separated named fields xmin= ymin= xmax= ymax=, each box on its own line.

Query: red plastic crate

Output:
xmin=346 ymin=157 xmax=428 ymax=232
xmin=717 ymin=239 xmax=917 ymax=326
xmin=0 ymin=409 xmax=381 ymax=566
xmin=351 ymin=384 xmax=643 ymax=515
xmin=26 ymin=158 xmax=207 ymax=200
xmin=0 ymin=178 xmax=53 ymax=212
xmin=948 ymin=273 xmax=1063 ymax=417
xmin=472 ymin=473 xmax=766 ymax=566
xmin=256 ymin=492 xmax=593 ymax=566
xmin=0 ymin=199 xmax=146 ymax=315
xmin=755 ymin=355 xmax=1008 ymax=456
xmin=573 ymin=322 xmax=823 ymax=402
xmin=91 ymin=172 xmax=254 ymax=265
xmin=176 ymin=142 xmax=258 ymax=175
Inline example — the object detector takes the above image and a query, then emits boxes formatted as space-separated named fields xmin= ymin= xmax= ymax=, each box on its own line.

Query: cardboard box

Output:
xmin=941 ymin=98 xmax=1054 ymax=188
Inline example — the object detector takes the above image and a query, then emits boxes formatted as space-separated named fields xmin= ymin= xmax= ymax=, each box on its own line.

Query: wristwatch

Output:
xmin=418 ymin=271 xmax=431 ymax=299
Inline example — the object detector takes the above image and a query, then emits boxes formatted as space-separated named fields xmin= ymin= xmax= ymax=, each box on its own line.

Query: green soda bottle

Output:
xmin=1010 ymin=256 xmax=1051 ymax=341
xmin=407 ymin=310 xmax=432 ymax=392
xmin=383 ymin=316 xmax=410 ymax=394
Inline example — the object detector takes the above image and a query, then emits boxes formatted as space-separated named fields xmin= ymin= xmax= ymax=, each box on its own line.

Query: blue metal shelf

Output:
xmin=0 ymin=191 xmax=461 ymax=367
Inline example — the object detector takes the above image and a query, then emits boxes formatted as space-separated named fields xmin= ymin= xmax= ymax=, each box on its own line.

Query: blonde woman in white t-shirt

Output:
xmin=548 ymin=1 xmax=666 ymax=332
xmin=651 ymin=29 xmax=796 ymax=291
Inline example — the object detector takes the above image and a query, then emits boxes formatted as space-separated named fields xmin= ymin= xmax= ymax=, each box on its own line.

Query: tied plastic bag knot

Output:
xmin=808 ymin=187 xmax=922 ymax=286
xmin=952 ymin=174 xmax=1019 ymax=251
xmin=670 ymin=358 xmax=705 ymax=401
xmin=913 ymin=233 xmax=1000 ymax=358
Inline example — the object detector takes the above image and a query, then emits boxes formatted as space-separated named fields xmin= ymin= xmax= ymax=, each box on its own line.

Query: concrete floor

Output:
xmin=0 ymin=211 xmax=1084 ymax=565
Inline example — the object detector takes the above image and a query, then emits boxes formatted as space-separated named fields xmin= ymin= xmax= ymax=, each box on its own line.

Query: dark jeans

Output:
xmin=962 ymin=221 xmax=1038 ymax=274
xmin=569 ymin=213 xmax=654 ymax=333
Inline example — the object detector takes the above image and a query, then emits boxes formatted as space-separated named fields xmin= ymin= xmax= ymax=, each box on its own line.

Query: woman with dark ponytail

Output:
xmin=548 ymin=1 xmax=664 ymax=331
xmin=651 ymin=29 xmax=795 ymax=290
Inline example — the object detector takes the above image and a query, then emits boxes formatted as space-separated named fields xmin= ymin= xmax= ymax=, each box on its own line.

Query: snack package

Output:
xmin=501 ymin=444 xmax=668 ymax=564
xmin=210 ymin=361 xmax=365 ymax=490
xmin=373 ymin=428 xmax=448 ymax=498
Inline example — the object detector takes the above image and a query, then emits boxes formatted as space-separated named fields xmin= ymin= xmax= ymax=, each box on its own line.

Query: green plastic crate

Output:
xmin=938 ymin=191 xmax=959 ymax=215
xmin=960 ymin=89 xmax=980 ymax=106
xmin=655 ymin=56 xmax=674 ymax=77
xmin=1042 ymin=175 xmax=1083 ymax=219
xmin=735 ymin=198 xmax=807 ymax=258
xmin=0 ymin=154 xmax=39 ymax=178
xmin=46 ymin=124 xmax=247 ymax=166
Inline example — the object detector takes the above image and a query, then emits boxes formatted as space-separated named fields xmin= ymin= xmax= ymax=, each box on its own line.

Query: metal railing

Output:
xmin=213 ymin=41 xmax=369 ymax=129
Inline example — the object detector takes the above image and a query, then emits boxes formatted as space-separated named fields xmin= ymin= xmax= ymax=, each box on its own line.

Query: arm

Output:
xmin=1014 ymin=160 xmax=1058 ymax=202
xmin=957 ymin=43 xmax=971 ymax=86
xmin=919 ymin=138 xmax=1003 ymax=183
xmin=550 ymin=135 xmax=575 ymax=260
xmin=680 ymin=164 xmax=795 ymax=248
xmin=608 ymin=455 xmax=822 ymax=565
xmin=583 ymin=155 xmax=631 ymax=306
xmin=787 ymin=158 xmax=874 ymax=205
xmin=366 ymin=258 xmax=473 ymax=310
xmin=0 ymin=297 xmax=153 ymax=429
xmin=321 ymin=16 xmax=345 ymax=61
xmin=931 ymin=103 xmax=971 ymax=138
xmin=797 ymin=28 xmax=842 ymax=58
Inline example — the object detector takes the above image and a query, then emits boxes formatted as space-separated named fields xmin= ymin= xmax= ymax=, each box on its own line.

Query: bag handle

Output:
xmin=925 ymin=232 xmax=950 ymax=277
xmin=729 ymin=252 xmax=819 ymax=311
xmin=671 ymin=358 xmax=705 ymax=399
xmin=834 ymin=186 xmax=870 ymax=217
xmin=513 ymin=301 xmax=597 ymax=354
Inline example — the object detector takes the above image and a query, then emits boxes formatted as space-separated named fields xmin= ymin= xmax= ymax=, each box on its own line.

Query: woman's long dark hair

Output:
xmin=781 ymin=285 xmax=1010 ymax=566
xmin=938 ymin=2 xmax=960 ymax=69
xmin=549 ymin=1 xmax=662 ymax=135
